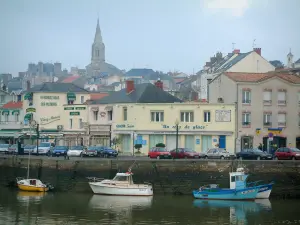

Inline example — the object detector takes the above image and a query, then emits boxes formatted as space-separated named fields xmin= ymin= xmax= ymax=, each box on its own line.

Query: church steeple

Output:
xmin=91 ymin=18 xmax=105 ymax=64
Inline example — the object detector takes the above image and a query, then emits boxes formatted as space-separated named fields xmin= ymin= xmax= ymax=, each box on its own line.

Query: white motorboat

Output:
xmin=88 ymin=171 xmax=153 ymax=196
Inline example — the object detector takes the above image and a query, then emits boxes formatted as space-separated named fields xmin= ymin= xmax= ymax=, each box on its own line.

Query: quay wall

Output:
xmin=1 ymin=156 xmax=300 ymax=198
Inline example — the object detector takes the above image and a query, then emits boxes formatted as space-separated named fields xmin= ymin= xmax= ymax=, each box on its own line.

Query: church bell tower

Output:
xmin=91 ymin=18 xmax=105 ymax=64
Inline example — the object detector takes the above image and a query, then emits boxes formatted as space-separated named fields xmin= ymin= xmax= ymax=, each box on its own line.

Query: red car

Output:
xmin=170 ymin=148 xmax=204 ymax=159
xmin=275 ymin=147 xmax=300 ymax=160
xmin=148 ymin=147 xmax=172 ymax=159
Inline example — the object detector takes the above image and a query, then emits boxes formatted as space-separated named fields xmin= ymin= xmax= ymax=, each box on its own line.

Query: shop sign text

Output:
xmin=40 ymin=96 xmax=59 ymax=100
xmin=116 ymin=124 xmax=135 ymax=128
xmin=40 ymin=116 xmax=60 ymax=125
xmin=162 ymin=124 xmax=205 ymax=130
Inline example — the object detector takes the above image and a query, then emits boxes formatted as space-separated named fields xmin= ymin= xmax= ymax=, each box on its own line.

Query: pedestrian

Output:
xmin=64 ymin=150 xmax=69 ymax=160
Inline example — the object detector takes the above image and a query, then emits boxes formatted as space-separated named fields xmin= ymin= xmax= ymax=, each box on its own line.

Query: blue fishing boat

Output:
xmin=193 ymin=172 xmax=259 ymax=200
xmin=229 ymin=168 xmax=274 ymax=199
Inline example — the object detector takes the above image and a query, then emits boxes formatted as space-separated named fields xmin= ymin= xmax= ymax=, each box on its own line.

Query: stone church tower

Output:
xmin=86 ymin=19 xmax=122 ymax=77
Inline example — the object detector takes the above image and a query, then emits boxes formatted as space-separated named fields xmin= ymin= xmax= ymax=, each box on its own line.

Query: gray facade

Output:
xmin=208 ymin=72 xmax=300 ymax=152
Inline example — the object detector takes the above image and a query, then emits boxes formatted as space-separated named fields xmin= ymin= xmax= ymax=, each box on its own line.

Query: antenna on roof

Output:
xmin=232 ymin=43 xmax=236 ymax=51
xmin=252 ymin=39 xmax=256 ymax=48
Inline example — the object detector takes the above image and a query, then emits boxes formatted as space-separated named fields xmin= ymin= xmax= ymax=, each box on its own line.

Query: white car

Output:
xmin=0 ymin=144 xmax=10 ymax=154
xmin=67 ymin=146 xmax=85 ymax=157
xmin=32 ymin=142 xmax=52 ymax=155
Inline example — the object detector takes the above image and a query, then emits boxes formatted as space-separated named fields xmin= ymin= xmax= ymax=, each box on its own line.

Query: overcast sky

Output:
xmin=0 ymin=0 xmax=299 ymax=75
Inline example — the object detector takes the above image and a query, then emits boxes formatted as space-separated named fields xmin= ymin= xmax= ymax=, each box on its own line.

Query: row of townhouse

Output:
xmin=0 ymin=81 xmax=237 ymax=155
xmin=208 ymin=71 xmax=300 ymax=153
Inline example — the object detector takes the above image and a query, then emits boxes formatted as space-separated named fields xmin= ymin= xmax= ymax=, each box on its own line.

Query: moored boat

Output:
xmin=16 ymin=178 xmax=49 ymax=192
xmin=230 ymin=168 xmax=274 ymax=199
xmin=88 ymin=171 xmax=153 ymax=196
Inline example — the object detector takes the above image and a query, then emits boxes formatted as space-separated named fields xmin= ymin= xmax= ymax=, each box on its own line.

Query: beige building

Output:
xmin=22 ymin=83 xmax=90 ymax=146
xmin=208 ymin=71 xmax=300 ymax=152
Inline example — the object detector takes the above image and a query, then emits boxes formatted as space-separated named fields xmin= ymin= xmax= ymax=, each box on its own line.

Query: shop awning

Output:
xmin=1 ymin=109 xmax=9 ymax=115
xmin=24 ymin=113 xmax=32 ymax=121
xmin=105 ymin=106 xmax=113 ymax=111
xmin=67 ymin=92 xmax=76 ymax=101
xmin=12 ymin=110 xmax=20 ymax=115
xmin=24 ymin=92 xmax=32 ymax=100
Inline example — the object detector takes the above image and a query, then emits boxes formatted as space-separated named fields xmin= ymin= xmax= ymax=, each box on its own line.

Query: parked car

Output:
xmin=32 ymin=142 xmax=53 ymax=155
xmin=23 ymin=145 xmax=35 ymax=154
xmin=148 ymin=147 xmax=172 ymax=159
xmin=83 ymin=146 xmax=102 ymax=157
xmin=0 ymin=144 xmax=10 ymax=154
xmin=51 ymin=146 xmax=68 ymax=157
xmin=169 ymin=148 xmax=205 ymax=159
xmin=7 ymin=144 xmax=18 ymax=155
xmin=204 ymin=148 xmax=235 ymax=159
xmin=67 ymin=145 xmax=85 ymax=157
xmin=274 ymin=147 xmax=300 ymax=160
xmin=98 ymin=147 xmax=118 ymax=158
xmin=236 ymin=148 xmax=273 ymax=160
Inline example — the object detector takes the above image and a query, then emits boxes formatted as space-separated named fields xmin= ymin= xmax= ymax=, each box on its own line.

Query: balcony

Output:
xmin=0 ymin=121 xmax=23 ymax=129
xmin=263 ymin=100 xmax=272 ymax=106
xmin=278 ymin=122 xmax=286 ymax=127
xmin=242 ymin=122 xmax=251 ymax=128
xmin=263 ymin=122 xmax=272 ymax=127
xmin=278 ymin=100 xmax=286 ymax=106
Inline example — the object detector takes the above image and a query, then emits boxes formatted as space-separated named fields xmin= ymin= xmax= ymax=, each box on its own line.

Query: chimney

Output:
xmin=2 ymin=84 xmax=6 ymax=91
xmin=233 ymin=49 xmax=240 ymax=54
xmin=155 ymin=79 xmax=163 ymax=90
xmin=26 ymin=80 xmax=31 ymax=90
xmin=254 ymin=48 xmax=261 ymax=56
xmin=126 ymin=80 xmax=134 ymax=93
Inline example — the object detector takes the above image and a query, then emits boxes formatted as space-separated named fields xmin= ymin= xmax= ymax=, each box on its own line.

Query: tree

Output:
xmin=134 ymin=144 xmax=142 ymax=154
xmin=112 ymin=136 xmax=122 ymax=151
xmin=156 ymin=143 xmax=165 ymax=148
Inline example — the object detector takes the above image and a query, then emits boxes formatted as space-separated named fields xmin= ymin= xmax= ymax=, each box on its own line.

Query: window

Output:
xmin=278 ymin=91 xmax=286 ymax=105
xmin=93 ymin=111 xmax=98 ymax=121
xmin=263 ymin=91 xmax=272 ymax=105
xmin=242 ymin=90 xmax=251 ymax=104
xmin=231 ymin=176 xmax=236 ymax=182
xmin=15 ymin=114 xmax=19 ymax=122
xmin=4 ymin=114 xmax=8 ymax=122
xmin=123 ymin=107 xmax=127 ymax=121
xmin=278 ymin=113 xmax=286 ymax=127
xmin=68 ymin=100 xmax=74 ymax=105
xmin=79 ymin=118 xmax=83 ymax=129
xmin=180 ymin=111 xmax=194 ymax=122
xmin=108 ymin=110 xmax=113 ymax=121
xmin=151 ymin=111 xmax=164 ymax=122
xmin=0 ymin=95 xmax=5 ymax=103
xmin=80 ymin=96 xmax=84 ymax=104
xmin=204 ymin=111 xmax=211 ymax=122
xmin=69 ymin=119 xmax=73 ymax=129
xmin=263 ymin=113 xmax=272 ymax=126
xmin=242 ymin=112 xmax=251 ymax=126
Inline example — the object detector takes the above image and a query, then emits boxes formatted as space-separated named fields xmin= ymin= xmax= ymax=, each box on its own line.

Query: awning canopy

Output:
xmin=12 ymin=110 xmax=20 ymax=115
xmin=24 ymin=92 xmax=32 ymax=100
xmin=105 ymin=106 xmax=113 ymax=111
xmin=24 ymin=113 xmax=32 ymax=121
xmin=67 ymin=92 xmax=76 ymax=101
xmin=1 ymin=109 xmax=9 ymax=115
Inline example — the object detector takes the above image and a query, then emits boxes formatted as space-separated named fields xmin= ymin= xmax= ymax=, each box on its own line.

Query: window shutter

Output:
xmin=278 ymin=92 xmax=285 ymax=101
xmin=278 ymin=114 xmax=285 ymax=122
xmin=263 ymin=91 xmax=271 ymax=101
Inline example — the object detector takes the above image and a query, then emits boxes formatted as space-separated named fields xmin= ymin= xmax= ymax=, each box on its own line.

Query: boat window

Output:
xmin=113 ymin=176 xmax=128 ymax=181
xmin=30 ymin=180 xmax=36 ymax=185
xmin=231 ymin=176 xmax=235 ymax=182
xmin=236 ymin=175 xmax=244 ymax=181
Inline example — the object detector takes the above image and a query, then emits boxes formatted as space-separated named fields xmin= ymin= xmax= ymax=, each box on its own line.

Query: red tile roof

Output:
xmin=224 ymin=72 xmax=300 ymax=84
xmin=1 ymin=101 xmax=23 ymax=109
xmin=89 ymin=93 xmax=109 ymax=100
xmin=61 ymin=75 xmax=80 ymax=83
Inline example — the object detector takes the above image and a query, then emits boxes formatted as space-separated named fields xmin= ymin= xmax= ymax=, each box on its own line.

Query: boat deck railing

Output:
xmin=86 ymin=177 xmax=105 ymax=182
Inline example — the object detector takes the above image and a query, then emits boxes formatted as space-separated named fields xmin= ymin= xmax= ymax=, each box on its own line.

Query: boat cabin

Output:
xmin=229 ymin=168 xmax=248 ymax=190
xmin=112 ymin=172 xmax=134 ymax=184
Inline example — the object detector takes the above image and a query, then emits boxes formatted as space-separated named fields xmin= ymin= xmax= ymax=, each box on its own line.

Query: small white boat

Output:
xmin=88 ymin=171 xmax=153 ymax=196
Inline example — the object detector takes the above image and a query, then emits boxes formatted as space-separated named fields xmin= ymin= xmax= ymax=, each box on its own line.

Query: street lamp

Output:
xmin=30 ymin=120 xmax=39 ymax=156
xmin=175 ymin=119 xmax=179 ymax=159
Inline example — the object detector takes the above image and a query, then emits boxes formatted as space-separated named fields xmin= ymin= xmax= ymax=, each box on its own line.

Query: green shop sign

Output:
xmin=26 ymin=108 xmax=36 ymax=113
xmin=70 ymin=112 xmax=80 ymax=116
xmin=41 ymin=102 xmax=58 ymax=106
xmin=75 ymin=107 xmax=86 ymax=110
xmin=40 ymin=96 xmax=59 ymax=100
xmin=116 ymin=124 xmax=135 ymax=128
xmin=162 ymin=124 xmax=206 ymax=130
xmin=64 ymin=107 xmax=74 ymax=110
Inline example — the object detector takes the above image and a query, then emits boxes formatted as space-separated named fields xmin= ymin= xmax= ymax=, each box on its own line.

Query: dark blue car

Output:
xmin=99 ymin=147 xmax=118 ymax=158
xmin=52 ymin=146 xmax=68 ymax=157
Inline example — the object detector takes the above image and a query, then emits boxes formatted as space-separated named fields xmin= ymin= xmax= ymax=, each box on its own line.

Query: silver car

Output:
xmin=0 ymin=144 xmax=10 ymax=154
xmin=204 ymin=148 xmax=235 ymax=159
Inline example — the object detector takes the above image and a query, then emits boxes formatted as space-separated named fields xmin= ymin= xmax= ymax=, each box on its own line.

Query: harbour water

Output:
xmin=0 ymin=188 xmax=300 ymax=225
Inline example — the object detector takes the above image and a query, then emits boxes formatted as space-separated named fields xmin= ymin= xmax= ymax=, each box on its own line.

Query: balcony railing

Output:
xmin=242 ymin=122 xmax=251 ymax=127
xmin=263 ymin=100 xmax=272 ymax=105
xmin=278 ymin=122 xmax=286 ymax=127
xmin=278 ymin=100 xmax=286 ymax=105
xmin=242 ymin=100 xmax=251 ymax=104
xmin=263 ymin=122 xmax=272 ymax=127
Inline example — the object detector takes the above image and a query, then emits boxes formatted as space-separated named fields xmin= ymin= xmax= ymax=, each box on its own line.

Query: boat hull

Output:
xmin=89 ymin=182 xmax=153 ymax=196
xmin=256 ymin=183 xmax=273 ymax=199
xmin=18 ymin=184 xmax=49 ymax=192
xmin=193 ymin=187 xmax=259 ymax=200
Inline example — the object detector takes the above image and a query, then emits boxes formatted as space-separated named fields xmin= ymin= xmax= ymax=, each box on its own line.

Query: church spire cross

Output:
xmin=94 ymin=18 xmax=102 ymax=43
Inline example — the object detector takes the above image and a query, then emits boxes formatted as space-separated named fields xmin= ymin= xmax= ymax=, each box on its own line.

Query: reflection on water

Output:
xmin=0 ymin=187 xmax=300 ymax=224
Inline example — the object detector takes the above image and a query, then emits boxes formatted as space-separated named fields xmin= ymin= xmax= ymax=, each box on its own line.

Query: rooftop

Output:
xmin=90 ymin=83 xmax=182 ymax=104
xmin=61 ymin=75 xmax=81 ymax=83
xmin=1 ymin=101 xmax=23 ymax=109
xmin=27 ymin=82 xmax=89 ymax=93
